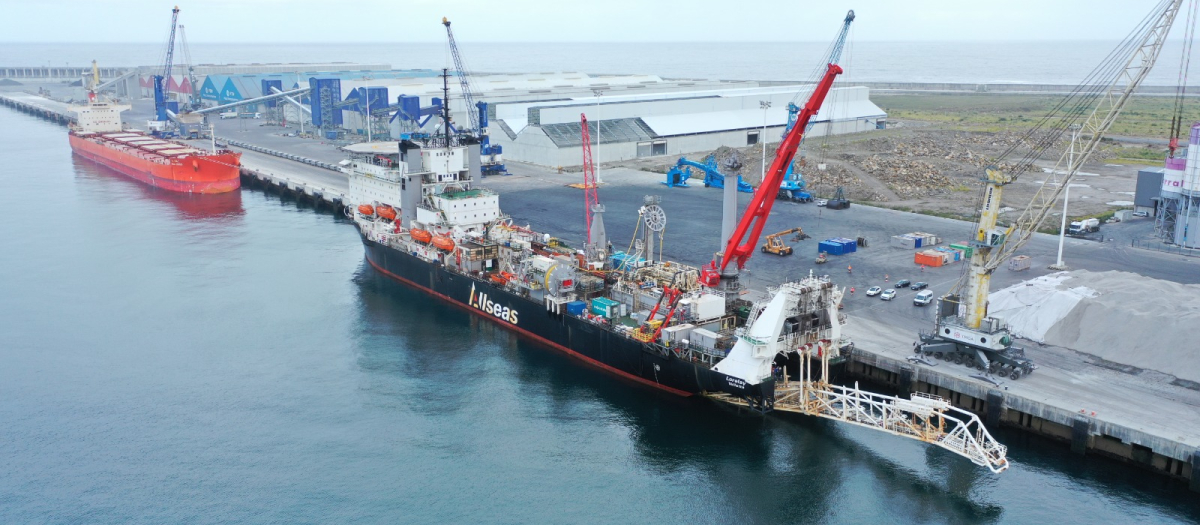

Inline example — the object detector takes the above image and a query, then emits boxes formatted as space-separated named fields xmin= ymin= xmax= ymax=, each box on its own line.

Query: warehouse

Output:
xmin=488 ymin=84 xmax=885 ymax=167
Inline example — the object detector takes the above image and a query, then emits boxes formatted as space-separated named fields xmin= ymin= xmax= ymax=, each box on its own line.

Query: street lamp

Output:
xmin=1052 ymin=124 xmax=1082 ymax=270
xmin=760 ymin=100 xmax=771 ymax=181
xmin=592 ymin=88 xmax=604 ymax=184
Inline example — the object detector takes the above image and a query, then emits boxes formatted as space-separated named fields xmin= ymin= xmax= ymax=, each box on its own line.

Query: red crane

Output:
xmin=699 ymin=63 xmax=844 ymax=287
xmin=581 ymin=113 xmax=600 ymax=243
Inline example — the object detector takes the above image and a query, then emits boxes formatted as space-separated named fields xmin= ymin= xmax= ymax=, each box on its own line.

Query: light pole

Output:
xmin=592 ymin=89 xmax=604 ymax=184
xmin=365 ymin=87 xmax=371 ymax=142
xmin=760 ymin=100 xmax=771 ymax=182
xmin=1052 ymin=124 xmax=1081 ymax=270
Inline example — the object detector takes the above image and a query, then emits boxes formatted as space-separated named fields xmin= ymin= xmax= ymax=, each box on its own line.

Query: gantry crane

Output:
xmin=699 ymin=11 xmax=853 ymax=287
xmin=916 ymin=0 xmax=1186 ymax=378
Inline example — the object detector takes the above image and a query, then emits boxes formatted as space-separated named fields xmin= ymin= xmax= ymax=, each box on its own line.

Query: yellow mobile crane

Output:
xmin=916 ymin=0 xmax=1188 ymax=379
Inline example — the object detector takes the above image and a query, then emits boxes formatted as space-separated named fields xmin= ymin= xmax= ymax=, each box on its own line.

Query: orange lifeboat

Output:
xmin=432 ymin=235 xmax=455 ymax=251
xmin=376 ymin=205 xmax=397 ymax=221
xmin=357 ymin=204 xmax=375 ymax=216
xmin=410 ymin=229 xmax=433 ymax=243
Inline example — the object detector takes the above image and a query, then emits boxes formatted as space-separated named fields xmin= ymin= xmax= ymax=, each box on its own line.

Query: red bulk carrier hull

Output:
xmin=69 ymin=131 xmax=241 ymax=194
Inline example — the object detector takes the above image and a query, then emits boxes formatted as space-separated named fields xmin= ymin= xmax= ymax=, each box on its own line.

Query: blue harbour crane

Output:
xmin=151 ymin=5 xmax=181 ymax=134
xmin=443 ymin=17 xmax=506 ymax=175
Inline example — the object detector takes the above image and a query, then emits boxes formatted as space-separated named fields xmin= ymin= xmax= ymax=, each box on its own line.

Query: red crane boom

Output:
xmin=700 ymin=63 xmax=844 ymax=287
xmin=581 ymin=113 xmax=600 ymax=243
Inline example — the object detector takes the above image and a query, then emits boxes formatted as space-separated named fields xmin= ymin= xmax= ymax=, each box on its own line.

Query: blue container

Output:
xmin=819 ymin=240 xmax=845 ymax=256
xmin=325 ymin=130 xmax=339 ymax=140
xmin=566 ymin=300 xmax=587 ymax=316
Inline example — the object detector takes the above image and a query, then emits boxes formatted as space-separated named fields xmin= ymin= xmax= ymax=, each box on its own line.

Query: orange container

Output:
xmin=914 ymin=252 xmax=943 ymax=267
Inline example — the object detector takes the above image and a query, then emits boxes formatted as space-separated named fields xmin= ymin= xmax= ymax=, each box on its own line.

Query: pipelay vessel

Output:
xmin=68 ymin=96 xmax=241 ymax=193
xmin=345 ymin=136 xmax=847 ymax=404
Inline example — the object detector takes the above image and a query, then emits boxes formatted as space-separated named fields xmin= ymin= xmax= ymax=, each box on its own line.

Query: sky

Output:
xmin=0 ymin=0 xmax=1186 ymax=43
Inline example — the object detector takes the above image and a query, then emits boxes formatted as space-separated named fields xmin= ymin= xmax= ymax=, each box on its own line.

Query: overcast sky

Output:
xmin=0 ymin=0 xmax=1184 ymax=43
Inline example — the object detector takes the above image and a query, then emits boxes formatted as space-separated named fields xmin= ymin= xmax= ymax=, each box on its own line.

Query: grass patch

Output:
xmin=877 ymin=93 xmax=1200 ymax=138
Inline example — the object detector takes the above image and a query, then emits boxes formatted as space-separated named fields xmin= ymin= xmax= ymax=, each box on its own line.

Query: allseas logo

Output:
xmin=469 ymin=283 xmax=519 ymax=325
xmin=725 ymin=376 xmax=747 ymax=390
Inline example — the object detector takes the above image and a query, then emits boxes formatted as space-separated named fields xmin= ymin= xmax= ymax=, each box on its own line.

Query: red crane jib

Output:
xmin=580 ymin=113 xmax=599 ymax=243
xmin=700 ymin=63 xmax=844 ymax=287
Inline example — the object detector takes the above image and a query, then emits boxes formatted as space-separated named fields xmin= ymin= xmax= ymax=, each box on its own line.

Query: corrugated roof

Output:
xmin=541 ymin=118 xmax=658 ymax=147
xmin=641 ymin=100 xmax=885 ymax=137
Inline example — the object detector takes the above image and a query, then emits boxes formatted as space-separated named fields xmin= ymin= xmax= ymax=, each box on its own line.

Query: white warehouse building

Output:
xmin=488 ymin=84 xmax=886 ymax=167
xmin=302 ymin=72 xmax=884 ymax=167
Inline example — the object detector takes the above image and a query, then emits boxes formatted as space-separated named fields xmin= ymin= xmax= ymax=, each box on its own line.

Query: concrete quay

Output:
xmin=0 ymin=92 xmax=75 ymax=125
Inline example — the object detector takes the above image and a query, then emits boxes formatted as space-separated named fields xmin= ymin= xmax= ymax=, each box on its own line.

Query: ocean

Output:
xmin=2 ymin=40 xmax=1199 ymax=85
xmin=2 ymin=89 xmax=1200 ymax=522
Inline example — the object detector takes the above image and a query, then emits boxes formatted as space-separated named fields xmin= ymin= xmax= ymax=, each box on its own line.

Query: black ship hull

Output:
xmin=360 ymin=235 xmax=774 ymax=402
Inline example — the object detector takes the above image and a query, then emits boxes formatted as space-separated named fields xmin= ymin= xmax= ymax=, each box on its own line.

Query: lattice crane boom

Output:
xmin=957 ymin=0 xmax=1184 ymax=329
xmin=442 ymin=17 xmax=480 ymax=135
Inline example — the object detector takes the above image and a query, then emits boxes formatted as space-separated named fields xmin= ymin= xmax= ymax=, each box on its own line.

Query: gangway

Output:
xmin=708 ymin=341 xmax=1009 ymax=473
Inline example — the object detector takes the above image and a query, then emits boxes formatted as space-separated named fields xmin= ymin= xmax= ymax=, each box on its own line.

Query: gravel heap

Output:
xmin=990 ymin=270 xmax=1200 ymax=382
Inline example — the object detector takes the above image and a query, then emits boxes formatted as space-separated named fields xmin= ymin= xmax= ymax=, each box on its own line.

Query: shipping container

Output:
xmin=661 ymin=323 xmax=695 ymax=346
xmin=891 ymin=234 xmax=918 ymax=249
xmin=590 ymin=297 xmax=620 ymax=317
xmin=949 ymin=243 xmax=973 ymax=258
xmin=566 ymin=300 xmax=588 ymax=317
xmin=819 ymin=240 xmax=846 ymax=256
xmin=690 ymin=328 xmax=720 ymax=350
xmin=914 ymin=251 xmax=943 ymax=267
xmin=1009 ymin=255 xmax=1031 ymax=271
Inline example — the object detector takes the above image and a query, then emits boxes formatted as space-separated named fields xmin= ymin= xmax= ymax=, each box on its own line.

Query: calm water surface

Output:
xmin=1 ymin=109 xmax=1198 ymax=523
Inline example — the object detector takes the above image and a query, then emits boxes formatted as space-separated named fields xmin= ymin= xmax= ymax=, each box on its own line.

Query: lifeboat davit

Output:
xmin=357 ymin=204 xmax=375 ymax=216
xmin=432 ymin=235 xmax=455 ymax=251
xmin=410 ymin=228 xmax=433 ymax=244
xmin=377 ymin=205 xmax=397 ymax=221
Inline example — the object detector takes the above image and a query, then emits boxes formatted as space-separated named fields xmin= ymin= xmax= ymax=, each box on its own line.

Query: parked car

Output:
xmin=913 ymin=290 xmax=934 ymax=306
xmin=895 ymin=279 xmax=911 ymax=288
xmin=1133 ymin=211 xmax=1149 ymax=218
xmin=880 ymin=289 xmax=897 ymax=301
xmin=910 ymin=282 xmax=928 ymax=291
xmin=865 ymin=286 xmax=882 ymax=297
xmin=815 ymin=199 xmax=828 ymax=207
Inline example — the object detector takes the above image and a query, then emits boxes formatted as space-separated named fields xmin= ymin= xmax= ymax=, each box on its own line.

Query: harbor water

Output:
xmin=1 ymin=110 xmax=1199 ymax=523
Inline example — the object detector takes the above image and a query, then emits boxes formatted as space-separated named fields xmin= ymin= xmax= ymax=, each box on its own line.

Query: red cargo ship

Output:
xmin=68 ymin=99 xmax=241 ymax=194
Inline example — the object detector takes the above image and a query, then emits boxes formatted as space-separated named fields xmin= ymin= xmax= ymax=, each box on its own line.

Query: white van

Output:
xmin=913 ymin=290 xmax=934 ymax=306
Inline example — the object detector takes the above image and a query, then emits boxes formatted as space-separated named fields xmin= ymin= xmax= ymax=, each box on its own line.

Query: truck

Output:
xmin=1067 ymin=217 xmax=1100 ymax=236
xmin=219 ymin=111 xmax=237 ymax=120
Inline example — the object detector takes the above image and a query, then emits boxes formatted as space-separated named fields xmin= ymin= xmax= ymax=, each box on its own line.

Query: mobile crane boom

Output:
xmin=700 ymin=61 xmax=843 ymax=286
